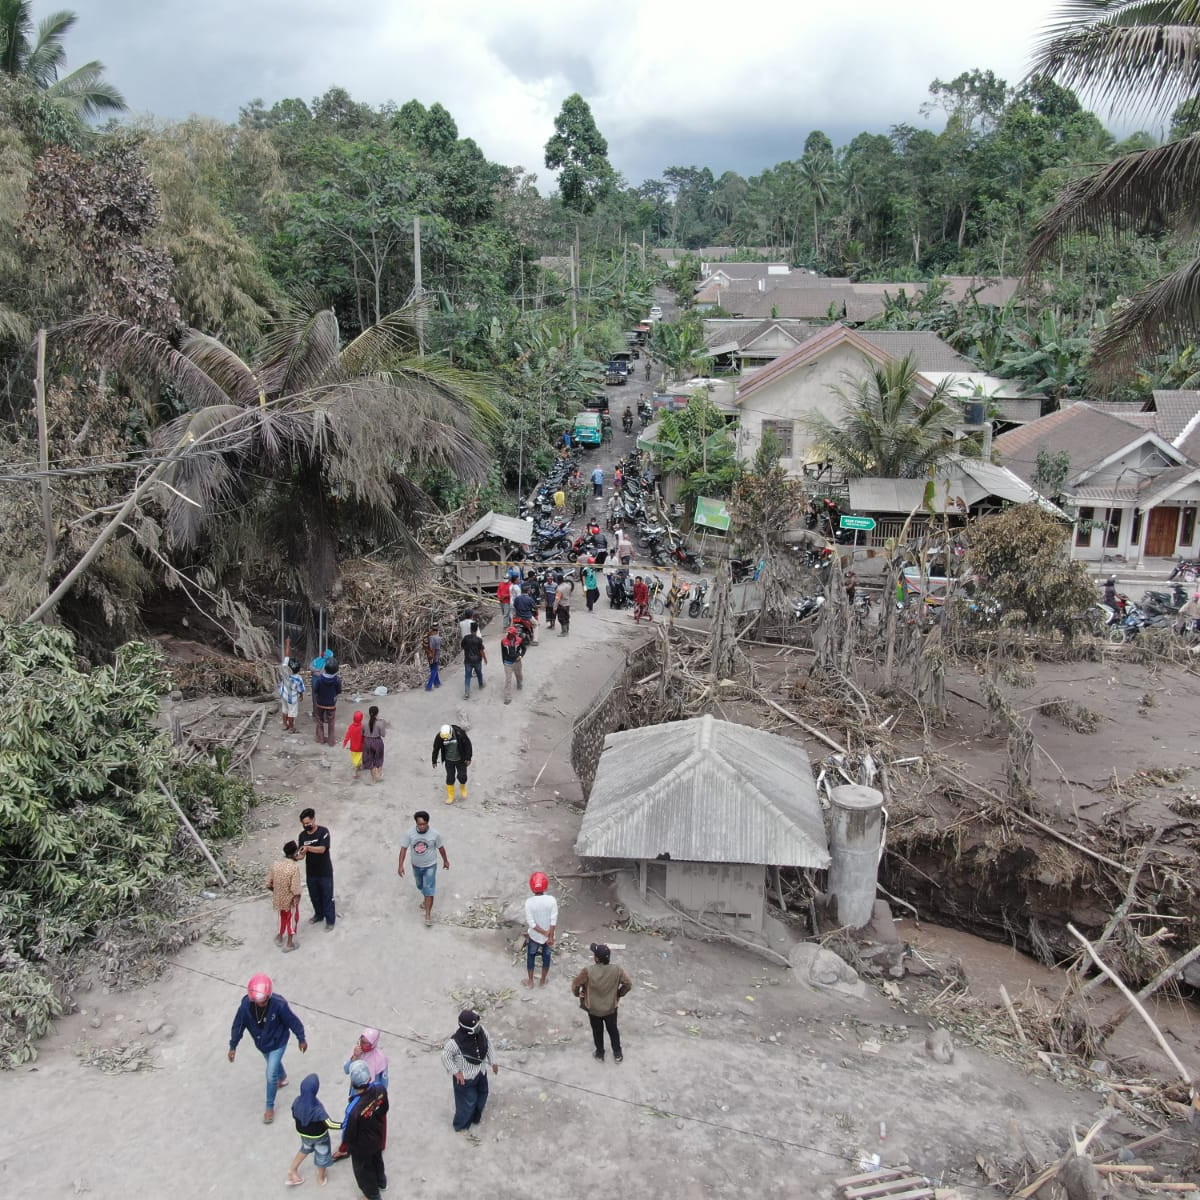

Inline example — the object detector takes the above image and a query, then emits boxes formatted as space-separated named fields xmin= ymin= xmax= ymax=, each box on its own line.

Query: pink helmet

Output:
xmin=529 ymin=871 xmax=549 ymax=894
xmin=247 ymin=973 xmax=273 ymax=1003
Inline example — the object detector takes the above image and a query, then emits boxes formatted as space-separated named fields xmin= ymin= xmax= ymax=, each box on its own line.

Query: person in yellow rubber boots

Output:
xmin=431 ymin=722 xmax=472 ymax=804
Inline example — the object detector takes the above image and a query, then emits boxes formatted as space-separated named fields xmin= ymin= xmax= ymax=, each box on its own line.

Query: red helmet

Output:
xmin=529 ymin=871 xmax=549 ymax=894
xmin=247 ymin=973 xmax=273 ymax=1003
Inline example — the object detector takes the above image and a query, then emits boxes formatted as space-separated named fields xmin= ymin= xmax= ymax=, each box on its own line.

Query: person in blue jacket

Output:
xmin=227 ymin=972 xmax=308 ymax=1124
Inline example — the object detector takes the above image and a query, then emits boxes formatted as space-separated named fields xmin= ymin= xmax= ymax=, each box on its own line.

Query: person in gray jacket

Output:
xmin=571 ymin=942 xmax=632 ymax=1063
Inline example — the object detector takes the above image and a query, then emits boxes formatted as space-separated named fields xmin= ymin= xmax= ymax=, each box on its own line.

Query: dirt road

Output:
xmin=3 ymin=589 xmax=1120 ymax=1199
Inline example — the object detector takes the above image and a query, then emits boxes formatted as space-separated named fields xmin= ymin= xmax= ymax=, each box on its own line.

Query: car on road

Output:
xmin=648 ymin=305 xmax=663 ymax=321
xmin=573 ymin=412 xmax=603 ymax=445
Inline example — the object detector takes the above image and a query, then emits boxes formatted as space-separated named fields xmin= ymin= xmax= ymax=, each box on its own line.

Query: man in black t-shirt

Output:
xmin=298 ymin=807 xmax=335 ymax=930
xmin=461 ymin=621 xmax=487 ymax=700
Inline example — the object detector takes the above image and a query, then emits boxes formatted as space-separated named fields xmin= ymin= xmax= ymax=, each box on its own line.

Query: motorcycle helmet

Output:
xmin=439 ymin=724 xmax=452 ymax=739
xmin=529 ymin=871 xmax=549 ymax=894
xmin=248 ymin=973 xmax=273 ymax=1004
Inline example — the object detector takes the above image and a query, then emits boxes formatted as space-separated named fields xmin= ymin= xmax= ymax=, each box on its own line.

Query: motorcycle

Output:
xmin=1109 ymin=601 xmax=1172 ymax=642
xmin=1141 ymin=585 xmax=1187 ymax=615
xmin=1169 ymin=557 xmax=1200 ymax=582
xmin=792 ymin=594 xmax=826 ymax=623
xmin=511 ymin=617 xmax=536 ymax=651
xmin=687 ymin=580 xmax=711 ymax=618
xmin=622 ymin=411 xmax=634 ymax=434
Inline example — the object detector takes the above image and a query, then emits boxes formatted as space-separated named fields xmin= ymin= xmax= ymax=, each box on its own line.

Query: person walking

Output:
xmin=616 ymin=528 xmax=633 ymax=566
xmin=266 ymin=840 xmax=303 ymax=952
xmin=397 ymin=810 xmax=450 ymax=926
xmin=425 ymin=625 xmax=442 ymax=691
xmin=845 ymin=569 xmax=858 ymax=607
xmin=309 ymin=655 xmax=326 ymax=723
xmin=297 ymin=808 xmax=335 ymax=930
xmin=362 ymin=705 xmax=386 ymax=783
xmin=591 ymin=465 xmax=604 ymax=497
xmin=572 ymin=943 xmax=633 ymax=1063
xmin=312 ymin=658 xmax=342 ymax=745
xmin=543 ymin=571 xmax=558 ymax=632
xmin=524 ymin=872 xmax=558 ymax=988
xmin=278 ymin=657 xmax=305 ymax=732
xmin=500 ymin=624 xmax=525 ymax=705
xmin=461 ymin=620 xmax=487 ymax=699
xmin=458 ymin=609 xmax=475 ymax=641
xmin=287 ymin=1074 xmax=339 ymax=1187
xmin=583 ymin=563 xmax=600 ymax=612
xmin=497 ymin=575 xmax=513 ymax=627
xmin=342 ymin=709 xmax=365 ymax=781
xmin=342 ymin=1061 xmax=389 ymax=1200
xmin=441 ymin=1010 xmax=499 ymax=1133
xmin=227 ymin=973 xmax=308 ymax=1124
xmin=343 ymin=1027 xmax=389 ymax=1092
xmin=432 ymin=721 xmax=472 ymax=804
xmin=554 ymin=572 xmax=574 ymax=637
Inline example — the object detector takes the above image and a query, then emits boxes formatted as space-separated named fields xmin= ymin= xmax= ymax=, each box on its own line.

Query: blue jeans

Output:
xmin=262 ymin=1044 xmax=287 ymax=1108
xmin=413 ymin=863 xmax=437 ymax=897
xmin=452 ymin=1071 xmax=489 ymax=1131
xmin=526 ymin=939 xmax=552 ymax=972
xmin=425 ymin=659 xmax=441 ymax=690
xmin=307 ymin=874 xmax=335 ymax=927
xmin=463 ymin=663 xmax=483 ymax=693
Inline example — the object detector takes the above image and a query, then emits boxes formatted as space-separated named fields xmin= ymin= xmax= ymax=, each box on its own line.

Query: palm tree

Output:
xmin=798 ymin=153 xmax=838 ymax=261
xmin=56 ymin=298 xmax=496 ymax=607
xmin=0 ymin=1 xmax=125 ymax=118
xmin=1026 ymin=1 xmax=1200 ymax=372
xmin=800 ymin=355 xmax=965 ymax=477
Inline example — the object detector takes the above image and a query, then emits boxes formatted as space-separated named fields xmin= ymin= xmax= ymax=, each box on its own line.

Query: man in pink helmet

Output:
xmin=227 ymin=973 xmax=308 ymax=1124
xmin=523 ymin=871 xmax=558 ymax=988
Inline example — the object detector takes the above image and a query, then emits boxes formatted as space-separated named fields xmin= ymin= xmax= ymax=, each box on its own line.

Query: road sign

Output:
xmin=839 ymin=515 xmax=877 ymax=531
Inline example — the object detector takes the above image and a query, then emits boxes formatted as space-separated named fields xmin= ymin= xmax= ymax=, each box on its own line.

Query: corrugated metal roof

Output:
xmin=574 ymin=715 xmax=830 ymax=868
xmin=847 ymin=458 xmax=1063 ymax=516
xmin=443 ymin=511 xmax=534 ymax=556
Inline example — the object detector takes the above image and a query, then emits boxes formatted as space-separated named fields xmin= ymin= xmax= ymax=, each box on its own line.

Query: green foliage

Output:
xmin=970 ymin=504 xmax=1096 ymax=633
xmin=1032 ymin=448 xmax=1072 ymax=496
xmin=544 ymin=93 xmax=614 ymax=215
xmin=729 ymin=437 xmax=806 ymax=553
xmin=654 ymin=394 xmax=739 ymax=503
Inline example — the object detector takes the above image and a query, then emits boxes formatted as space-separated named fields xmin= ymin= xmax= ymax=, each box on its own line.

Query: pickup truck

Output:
xmin=611 ymin=351 xmax=635 ymax=372
xmin=604 ymin=362 xmax=628 ymax=385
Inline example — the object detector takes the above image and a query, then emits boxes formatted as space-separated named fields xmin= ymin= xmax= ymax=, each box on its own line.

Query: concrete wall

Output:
xmin=570 ymin=639 xmax=659 ymax=799
xmin=664 ymin=861 xmax=765 ymax=932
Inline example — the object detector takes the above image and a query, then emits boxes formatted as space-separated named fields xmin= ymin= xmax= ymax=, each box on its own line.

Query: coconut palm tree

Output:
xmin=1026 ymin=1 xmax=1200 ymax=372
xmin=800 ymin=355 xmax=965 ymax=477
xmin=0 ymin=0 xmax=125 ymax=118
xmin=57 ymin=298 xmax=496 ymax=607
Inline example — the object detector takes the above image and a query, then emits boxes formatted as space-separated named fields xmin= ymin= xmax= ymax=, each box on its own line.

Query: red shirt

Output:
xmin=343 ymin=719 xmax=365 ymax=752
xmin=633 ymin=581 xmax=649 ymax=605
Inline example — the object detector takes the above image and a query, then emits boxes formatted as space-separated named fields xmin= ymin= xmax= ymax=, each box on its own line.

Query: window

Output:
xmin=1182 ymin=506 xmax=1197 ymax=547
xmin=1075 ymin=506 xmax=1094 ymax=548
xmin=1104 ymin=507 xmax=1122 ymax=549
xmin=761 ymin=420 xmax=794 ymax=457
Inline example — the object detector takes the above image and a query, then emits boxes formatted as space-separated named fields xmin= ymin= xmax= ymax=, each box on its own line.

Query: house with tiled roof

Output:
xmin=732 ymin=323 xmax=1035 ymax=478
xmin=994 ymin=401 xmax=1200 ymax=562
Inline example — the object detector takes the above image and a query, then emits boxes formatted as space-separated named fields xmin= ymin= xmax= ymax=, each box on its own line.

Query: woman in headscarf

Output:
xmin=343 ymin=1027 xmax=389 ymax=1092
xmin=362 ymin=706 xmax=387 ymax=784
xmin=287 ymin=1074 xmax=340 ymax=1187
xmin=440 ymin=1009 xmax=499 ymax=1132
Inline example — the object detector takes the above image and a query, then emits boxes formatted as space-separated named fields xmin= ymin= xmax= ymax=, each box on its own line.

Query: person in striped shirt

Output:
xmin=440 ymin=1009 xmax=499 ymax=1132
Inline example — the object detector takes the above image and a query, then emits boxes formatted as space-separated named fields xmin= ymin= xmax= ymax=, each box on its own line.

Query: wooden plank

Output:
xmin=835 ymin=1170 xmax=908 ymax=1188
xmin=844 ymin=1177 xmax=928 ymax=1199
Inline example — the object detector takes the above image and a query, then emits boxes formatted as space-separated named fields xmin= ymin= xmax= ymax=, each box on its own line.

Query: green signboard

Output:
xmin=839 ymin=514 xmax=877 ymax=531
xmin=694 ymin=496 xmax=731 ymax=532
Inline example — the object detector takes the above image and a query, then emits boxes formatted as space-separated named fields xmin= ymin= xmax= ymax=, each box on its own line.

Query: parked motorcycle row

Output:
xmin=1098 ymin=581 xmax=1199 ymax=642
xmin=608 ymin=450 xmax=705 ymax=571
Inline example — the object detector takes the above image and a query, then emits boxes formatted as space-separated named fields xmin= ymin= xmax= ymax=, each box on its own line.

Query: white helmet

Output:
xmin=439 ymin=724 xmax=452 ymax=739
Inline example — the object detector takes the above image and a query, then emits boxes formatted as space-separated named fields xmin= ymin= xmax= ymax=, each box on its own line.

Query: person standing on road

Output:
xmin=459 ymin=609 xmax=475 ymax=641
xmin=572 ymin=943 xmax=632 ymax=1063
xmin=342 ymin=1061 xmax=389 ymax=1200
xmin=227 ymin=973 xmax=308 ymax=1124
xmin=266 ymin=840 xmax=303 ymax=952
xmin=309 ymin=655 xmax=326 ymax=723
xmin=343 ymin=1027 xmax=389 ymax=1092
xmin=342 ymin=709 xmax=365 ymax=781
xmin=425 ymin=625 xmax=442 ymax=691
xmin=461 ymin=621 xmax=487 ymax=699
xmin=583 ymin=563 xmax=600 ymax=612
xmin=591 ymin=465 xmax=604 ymax=497
xmin=554 ymin=572 xmax=574 ymax=637
xmin=398 ymin=810 xmax=450 ymax=926
xmin=497 ymin=575 xmax=513 ymax=627
xmin=500 ymin=624 xmax=525 ymax=704
xmin=362 ymin=705 xmax=387 ymax=783
xmin=616 ymin=528 xmax=633 ymax=565
xmin=279 ymin=657 xmax=305 ymax=732
xmin=298 ymin=808 xmax=335 ymax=930
xmin=524 ymin=871 xmax=558 ymax=988
xmin=632 ymin=575 xmax=650 ymax=623
xmin=431 ymin=722 xmax=472 ymax=803
xmin=441 ymin=1009 xmax=499 ymax=1133
xmin=287 ymin=1074 xmax=340 ymax=1187
xmin=312 ymin=658 xmax=342 ymax=745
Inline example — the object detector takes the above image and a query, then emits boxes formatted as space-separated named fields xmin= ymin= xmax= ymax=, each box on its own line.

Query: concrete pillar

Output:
xmin=827 ymin=784 xmax=884 ymax=930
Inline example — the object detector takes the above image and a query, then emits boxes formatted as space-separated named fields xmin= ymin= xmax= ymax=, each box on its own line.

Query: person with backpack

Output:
xmin=497 ymin=576 xmax=513 ymax=627
xmin=312 ymin=659 xmax=342 ymax=745
xmin=431 ymin=723 xmax=472 ymax=804
xmin=500 ymin=625 xmax=526 ymax=705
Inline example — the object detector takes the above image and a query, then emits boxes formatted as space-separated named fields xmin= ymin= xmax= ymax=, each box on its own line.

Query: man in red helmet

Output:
xmin=523 ymin=872 xmax=558 ymax=988
xmin=227 ymin=973 xmax=308 ymax=1124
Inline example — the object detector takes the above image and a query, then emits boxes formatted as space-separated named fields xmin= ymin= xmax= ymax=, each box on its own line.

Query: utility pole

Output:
xmin=413 ymin=215 xmax=425 ymax=354
xmin=34 ymin=328 xmax=54 ymax=590
xmin=568 ymin=232 xmax=579 ymax=341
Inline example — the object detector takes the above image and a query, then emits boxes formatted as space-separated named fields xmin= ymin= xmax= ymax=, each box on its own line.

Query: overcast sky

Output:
xmin=69 ymin=0 xmax=1095 ymax=185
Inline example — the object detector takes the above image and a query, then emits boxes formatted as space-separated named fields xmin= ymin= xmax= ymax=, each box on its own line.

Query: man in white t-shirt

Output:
xmin=523 ymin=871 xmax=558 ymax=988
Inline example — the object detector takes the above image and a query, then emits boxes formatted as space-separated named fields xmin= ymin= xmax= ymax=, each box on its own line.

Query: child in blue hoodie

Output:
xmin=287 ymin=1074 xmax=340 ymax=1187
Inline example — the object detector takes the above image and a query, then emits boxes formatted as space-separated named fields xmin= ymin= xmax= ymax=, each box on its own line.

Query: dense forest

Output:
xmin=0 ymin=0 xmax=1194 ymax=652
